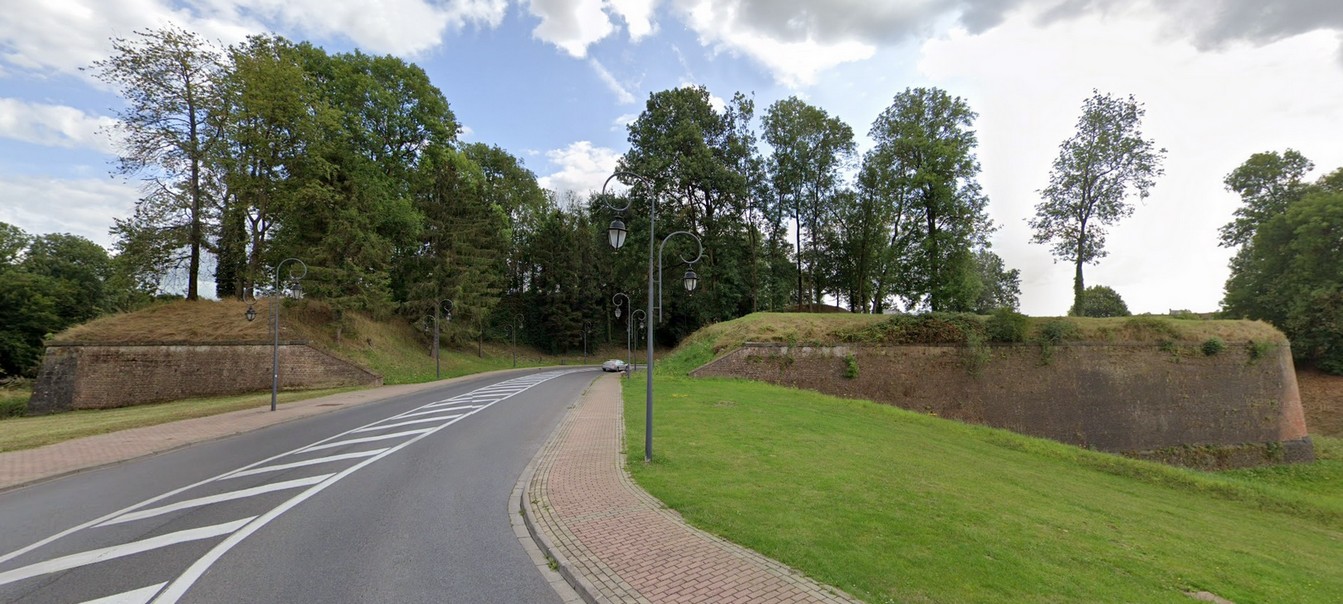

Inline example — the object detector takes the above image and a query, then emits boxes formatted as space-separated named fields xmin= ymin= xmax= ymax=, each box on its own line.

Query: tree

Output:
xmin=89 ymin=25 xmax=226 ymax=300
xmin=1223 ymin=186 xmax=1343 ymax=373
xmin=1029 ymin=91 xmax=1165 ymax=312
xmin=0 ymin=222 xmax=28 ymax=270
xmin=866 ymin=87 xmax=994 ymax=312
xmin=1218 ymin=149 xmax=1314 ymax=249
xmin=1070 ymin=285 xmax=1129 ymax=318
xmin=761 ymin=97 xmax=856 ymax=309
xmin=971 ymin=249 xmax=1022 ymax=313
xmin=0 ymin=271 xmax=63 ymax=377
xmin=21 ymin=233 xmax=113 ymax=325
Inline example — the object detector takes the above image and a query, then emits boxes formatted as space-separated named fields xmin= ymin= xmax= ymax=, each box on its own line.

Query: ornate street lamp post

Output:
xmin=435 ymin=299 xmax=453 ymax=380
xmin=601 ymin=172 xmax=703 ymax=462
xmin=612 ymin=292 xmax=631 ymax=372
xmin=268 ymin=258 xmax=306 ymax=412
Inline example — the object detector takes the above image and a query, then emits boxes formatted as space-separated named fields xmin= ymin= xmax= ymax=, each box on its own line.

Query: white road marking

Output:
xmin=0 ymin=369 xmax=587 ymax=603
xmin=222 ymin=450 xmax=389 ymax=480
xmin=78 ymin=582 xmax=167 ymax=604
xmin=296 ymin=428 xmax=436 ymax=453
xmin=98 ymin=475 xmax=333 ymax=526
xmin=0 ymin=518 xmax=253 ymax=588
xmin=396 ymin=406 xmax=479 ymax=418
xmin=350 ymin=415 xmax=462 ymax=433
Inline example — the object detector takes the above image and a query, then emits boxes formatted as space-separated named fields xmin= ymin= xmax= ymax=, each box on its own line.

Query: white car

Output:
xmin=601 ymin=359 xmax=627 ymax=372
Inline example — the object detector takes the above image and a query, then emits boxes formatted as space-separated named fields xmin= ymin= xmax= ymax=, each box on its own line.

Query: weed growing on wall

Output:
xmin=961 ymin=332 xmax=991 ymax=376
xmin=843 ymin=353 xmax=859 ymax=379
xmin=1202 ymin=338 xmax=1227 ymax=356
xmin=1033 ymin=318 xmax=1079 ymax=365
xmin=838 ymin=312 xmax=987 ymax=345
xmin=1246 ymin=340 xmax=1273 ymax=363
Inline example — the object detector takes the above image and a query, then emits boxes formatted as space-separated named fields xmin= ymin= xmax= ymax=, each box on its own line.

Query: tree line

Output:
xmin=3 ymin=25 xmax=1340 ymax=378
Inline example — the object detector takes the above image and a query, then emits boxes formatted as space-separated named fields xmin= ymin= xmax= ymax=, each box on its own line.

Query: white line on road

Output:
xmin=221 ymin=450 xmax=389 ymax=480
xmin=350 ymin=415 xmax=463 ymax=433
xmin=77 ymin=583 xmax=168 ymax=604
xmin=98 ymin=475 xmax=334 ymax=526
xmin=0 ymin=518 xmax=253 ymax=588
xmin=296 ymin=428 xmax=436 ymax=453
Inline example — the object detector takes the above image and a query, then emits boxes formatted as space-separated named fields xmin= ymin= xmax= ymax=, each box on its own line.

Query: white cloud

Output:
xmin=0 ymin=175 xmax=139 ymax=248
xmin=612 ymin=112 xmax=639 ymax=130
xmin=590 ymin=59 xmax=637 ymax=104
xmin=538 ymin=141 xmax=621 ymax=200
xmin=915 ymin=3 xmax=1343 ymax=315
xmin=672 ymin=0 xmax=878 ymax=87
xmin=528 ymin=0 xmax=615 ymax=58
xmin=609 ymin=0 xmax=658 ymax=40
xmin=214 ymin=0 xmax=504 ymax=56
xmin=0 ymin=99 xmax=119 ymax=154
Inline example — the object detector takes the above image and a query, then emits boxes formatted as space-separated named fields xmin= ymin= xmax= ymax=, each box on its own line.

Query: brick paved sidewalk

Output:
xmin=524 ymin=374 xmax=863 ymax=604
xmin=0 ymin=369 xmax=531 ymax=492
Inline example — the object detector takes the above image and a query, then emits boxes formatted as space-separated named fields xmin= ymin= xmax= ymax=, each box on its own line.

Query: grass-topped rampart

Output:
xmin=669 ymin=311 xmax=1288 ymax=373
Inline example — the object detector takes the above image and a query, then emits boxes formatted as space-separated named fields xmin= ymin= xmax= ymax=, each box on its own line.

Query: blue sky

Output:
xmin=3 ymin=1 xmax=1343 ymax=315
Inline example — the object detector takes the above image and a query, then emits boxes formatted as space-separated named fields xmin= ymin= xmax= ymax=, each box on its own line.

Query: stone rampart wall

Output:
xmin=29 ymin=343 xmax=382 ymax=414
xmin=691 ymin=343 xmax=1313 ymax=468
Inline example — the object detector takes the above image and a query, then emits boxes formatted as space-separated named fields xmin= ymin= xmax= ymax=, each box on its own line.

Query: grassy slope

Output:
xmin=625 ymin=376 xmax=1343 ymax=603
xmin=623 ymin=313 xmax=1340 ymax=603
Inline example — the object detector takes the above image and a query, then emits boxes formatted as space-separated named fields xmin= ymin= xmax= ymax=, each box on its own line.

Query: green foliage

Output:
xmin=1219 ymin=149 xmax=1314 ymax=248
xmin=986 ymin=308 xmax=1029 ymax=343
xmin=1036 ymin=318 xmax=1080 ymax=344
xmin=89 ymin=25 xmax=225 ymax=300
xmin=0 ymin=394 xmax=26 ymax=418
xmin=1246 ymin=340 xmax=1273 ymax=362
xmin=1034 ymin=318 xmax=1079 ymax=365
xmin=842 ymin=312 xmax=986 ymax=345
xmin=1202 ymin=337 xmax=1227 ymax=356
xmin=865 ymin=87 xmax=994 ymax=312
xmin=1029 ymin=90 xmax=1166 ymax=311
xmin=1070 ymin=285 xmax=1131 ymax=318
xmin=970 ymin=249 xmax=1021 ymax=313
xmin=1223 ymin=182 xmax=1343 ymax=374
xmin=1122 ymin=315 xmax=1180 ymax=340
xmin=842 ymin=353 xmax=859 ymax=379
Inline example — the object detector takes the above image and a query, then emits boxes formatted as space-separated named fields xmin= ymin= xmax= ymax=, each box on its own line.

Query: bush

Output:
xmin=843 ymin=312 xmax=985 ymax=345
xmin=986 ymin=308 xmax=1029 ymax=343
xmin=843 ymin=353 xmax=859 ymax=379
xmin=1201 ymin=337 xmax=1226 ymax=356
xmin=0 ymin=396 xmax=26 ymax=419
xmin=1035 ymin=319 xmax=1079 ymax=345
xmin=1246 ymin=340 xmax=1273 ymax=362
xmin=1070 ymin=285 xmax=1131 ymax=318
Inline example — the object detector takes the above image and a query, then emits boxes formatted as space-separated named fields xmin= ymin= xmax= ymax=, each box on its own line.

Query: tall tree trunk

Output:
xmin=1073 ymin=239 xmax=1086 ymax=314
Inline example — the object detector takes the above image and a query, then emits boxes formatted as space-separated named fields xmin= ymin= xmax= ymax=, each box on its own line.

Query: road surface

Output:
xmin=0 ymin=367 xmax=597 ymax=603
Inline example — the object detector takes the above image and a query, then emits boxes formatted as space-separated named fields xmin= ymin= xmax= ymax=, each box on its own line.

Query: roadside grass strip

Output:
xmin=0 ymin=369 xmax=585 ymax=603
xmin=626 ymin=375 xmax=1343 ymax=604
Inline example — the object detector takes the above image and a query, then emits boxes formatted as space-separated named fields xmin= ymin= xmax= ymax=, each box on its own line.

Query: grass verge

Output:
xmin=0 ymin=387 xmax=356 ymax=453
xmin=623 ymin=375 xmax=1343 ymax=603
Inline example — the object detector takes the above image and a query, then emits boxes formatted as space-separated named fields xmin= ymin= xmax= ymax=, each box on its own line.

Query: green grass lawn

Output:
xmin=0 ymin=387 xmax=356 ymax=452
xmin=624 ymin=376 xmax=1343 ymax=603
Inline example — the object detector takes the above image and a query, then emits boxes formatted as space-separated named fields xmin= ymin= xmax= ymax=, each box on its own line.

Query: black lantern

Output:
xmin=683 ymin=268 xmax=699 ymax=292
xmin=245 ymin=305 xmax=257 ymax=322
xmin=608 ymin=219 xmax=627 ymax=249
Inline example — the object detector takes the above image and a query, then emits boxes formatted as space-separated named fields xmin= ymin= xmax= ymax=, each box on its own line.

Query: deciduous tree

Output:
xmin=1029 ymin=91 xmax=1165 ymax=312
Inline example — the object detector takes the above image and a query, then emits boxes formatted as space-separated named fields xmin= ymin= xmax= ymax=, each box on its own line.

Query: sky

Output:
xmin=2 ymin=0 xmax=1342 ymax=316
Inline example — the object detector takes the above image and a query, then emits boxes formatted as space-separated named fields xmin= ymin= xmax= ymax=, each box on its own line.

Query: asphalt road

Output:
xmin=0 ymin=367 xmax=598 ymax=603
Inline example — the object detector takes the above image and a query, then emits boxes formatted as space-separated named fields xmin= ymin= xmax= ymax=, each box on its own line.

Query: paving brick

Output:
xmin=524 ymin=374 xmax=862 ymax=603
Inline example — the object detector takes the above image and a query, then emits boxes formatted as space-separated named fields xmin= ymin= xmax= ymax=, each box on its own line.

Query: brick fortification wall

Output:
xmin=691 ymin=343 xmax=1314 ymax=468
xmin=29 ymin=343 xmax=382 ymax=414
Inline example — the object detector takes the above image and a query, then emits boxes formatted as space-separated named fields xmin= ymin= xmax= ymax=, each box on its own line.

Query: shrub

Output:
xmin=1246 ymin=340 xmax=1273 ymax=362
xmin=843 ymin=353 xmax=859 ymax=379
xmin=1201 ymin=337 xmax=1226 ymax=356
xmin=985 ymin=308 xmax=1029 ymax=343
xmin=1035 ymin=319 xmax=1079 ymax=345
xmin=843 ymin=312 xmax=986 ymax=345
xmin=1070 ymin=285 xmax=1131 ymax=317
xmin=0 ymin=396 xmax=26 ymax=419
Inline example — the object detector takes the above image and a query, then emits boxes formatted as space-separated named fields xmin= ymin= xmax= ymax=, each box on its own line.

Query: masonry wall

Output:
xmin=691 ymin=343 xmax=1314 ymax=468
xmin=28 ymin=343 xmax=382 ymax=414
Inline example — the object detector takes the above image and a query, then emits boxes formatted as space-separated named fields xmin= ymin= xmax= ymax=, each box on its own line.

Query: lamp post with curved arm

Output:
xmin=601 ymin=172 xmax=704 ymax=462
xmin=435 ymin=299 xmax=453 ymax=380
xmin=612 ymin=292 xmax=631 ymax=372
xmin=630 ymin=308 xmax=646 ymax=373
xmin=270 ymin=258 xmax=307 ymax=412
